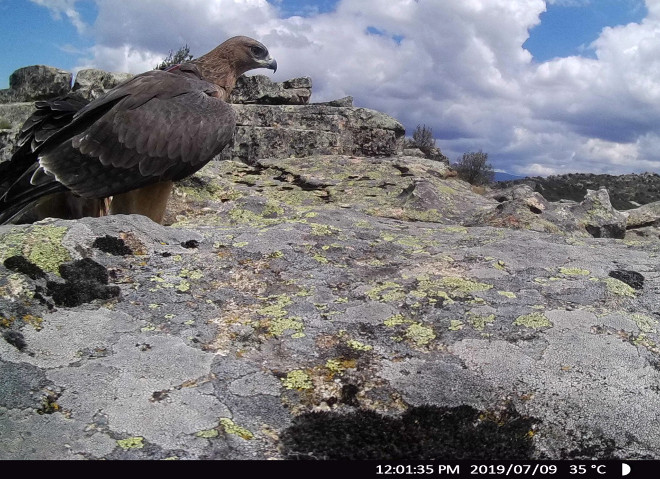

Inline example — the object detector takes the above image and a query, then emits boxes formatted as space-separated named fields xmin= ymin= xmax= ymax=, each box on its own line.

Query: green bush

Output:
xmin=453 ymin=150 xmax=495 ymax=186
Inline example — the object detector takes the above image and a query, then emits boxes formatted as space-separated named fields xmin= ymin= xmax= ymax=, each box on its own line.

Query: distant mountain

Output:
xmin=494 ymin=172 xmax=526 ymax=182
xmin=493 ymin=172 xmax=660 ymax=210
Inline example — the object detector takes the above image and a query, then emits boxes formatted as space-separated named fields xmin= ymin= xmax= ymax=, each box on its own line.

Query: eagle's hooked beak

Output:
xmin=262 ymin=56 xmax=277 ymax=73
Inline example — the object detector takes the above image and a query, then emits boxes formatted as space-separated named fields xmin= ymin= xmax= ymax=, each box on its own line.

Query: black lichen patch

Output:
xmin=3 ymin=330 xmax=27 ymax=351
xmin=609 ymin=270 xmax=644 ymax=290
xmin=181 ymin=240 xmax=200 ymax=249
xmin=3 ymin=255 xmax=46 ymax=280
xmin=47 ymin=258 xmax=120 ymax=307
xmin=92 ymin=235 xmax=133 ymax=256
xmin=340 ymin=384 xmax=360 ymax=407
xmin=60 ymin=257 xmax=109 ymax=283
xmin=280 ymin=404 xmax=537 ymax=460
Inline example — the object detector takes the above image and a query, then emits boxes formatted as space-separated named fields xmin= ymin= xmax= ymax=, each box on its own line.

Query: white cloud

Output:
xmin=30 ymin=0 xmax=88 ymax=33
xmin=30 ymin=0 xmax=660 ymax=176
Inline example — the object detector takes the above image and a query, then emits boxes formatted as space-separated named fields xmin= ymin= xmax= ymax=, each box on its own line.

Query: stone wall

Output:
xmin=0 ymin=65 xmax=405 ymax=164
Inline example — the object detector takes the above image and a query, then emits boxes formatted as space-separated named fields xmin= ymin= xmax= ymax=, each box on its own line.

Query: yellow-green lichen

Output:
xmin=0 ymin=225 xmax=70 ymax=274
xmin=384 ymin=314 xmax=413 ymax=327
xmin=258 ymin=294 xmax=293 ymax=318
xmin=493 ymin=260 xmax=506 ymax=271
xmin=268 ymin=316 xmax=305 ymax=338
xmin=629 ymin=314 xmax=658 ymax=333
xmin=325 ymin=358 xmax=356 ymax=375
xmin=448 ymin=320 xmax=464 ymax=331
xmin=313 ymin=254 xmax=329 ymax=264
xmin=467 ymin=313 xmax=496 ymax=331
xmin=439 ymin=277 xmax=493 ymax=297
xmin=603 ymin=277 xmax=636 ymax=297
xmin=196 ymin=429 xmax=219 ymax=438
xmin=441 ymin=226 xmax=468 ymax=234
xmin=514 ymin=312 xmax=552 ymax=329
xmin=560 ymin=267 xmax=590 ymax=276
xmin=117 ymin=436 xmax=144 ymax=450
xmin=219 ymin=418 xmax=254 ymax=440
xmin=176 ymin=280 xmax=191 ymax=292
xmin=367 ymin=282 xmax=406 ymax=302
xmin=498 ymin=291 xmax=516 ymax=299
xmin=310 ymin=223 xmax=339 ymax=236
xmin=405 ymin=323 xmax=436 ymax=346
xmin=282 ymin=370 xmax=313 ymax=390
xmin=180 ymin=269 xmax=204 ymax=280
xmin=346 ymin=339 xmax=373 ymax=351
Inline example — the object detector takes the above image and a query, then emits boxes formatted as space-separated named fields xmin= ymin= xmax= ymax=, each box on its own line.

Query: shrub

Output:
xmin=453 ymin=150 xmax=495 ymax=186
xmin=156 ymin=45 xmax=194 ymax=70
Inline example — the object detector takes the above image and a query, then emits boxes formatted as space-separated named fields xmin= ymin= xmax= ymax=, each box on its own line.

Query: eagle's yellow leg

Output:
xmin=109 ymin=181 xmax=174 ymax=224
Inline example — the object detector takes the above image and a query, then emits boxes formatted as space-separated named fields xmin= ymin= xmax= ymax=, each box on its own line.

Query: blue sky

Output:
xmin=0 ymin=0 xmax=645 ymax=87
xmin=0 ymin=0 xmax=658 ymax=176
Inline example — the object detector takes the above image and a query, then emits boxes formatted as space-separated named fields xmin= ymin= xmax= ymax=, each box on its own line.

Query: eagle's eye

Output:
xmin=250 ymin=45 xmax=266 ymax=58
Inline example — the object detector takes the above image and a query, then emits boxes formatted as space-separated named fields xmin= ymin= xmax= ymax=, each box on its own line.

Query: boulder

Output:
xmin=229 ymin=75 xmax=312 ymax=105
xmin=314 ymin=96 xmax=354 ymax=107
xmin=0 ymin=66 xmax=72 ymax=103
xmin=479 ymin=185 xmax=627 ymax=238
xmin=71 ymin=69 xmax=133 ymax=101
xmin=220 ymin=104 xmax=406 ymax=164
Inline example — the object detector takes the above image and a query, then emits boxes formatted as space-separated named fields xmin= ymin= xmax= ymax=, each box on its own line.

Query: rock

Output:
xmin=72 ymin=69 xmax=133 ymax=101
xmin=314 ymin=96 xmax=354 ymax=107
xmin=0 ymin=66 xmax=72 ymax=103
xmin=220 ymin=104 xmax=405 ymax=164
xmin=2 ymin=154 xmax=660 ymax=459
xmin=572 ymin=188 xmax=627 ymax=238
xmin=495 ymin=171 xmax=660 ymax=210
xmin=478 ymin=185 xmax=627 ymax=238
xmin=0 ymin=103 xmax=35 ymax=162
xmin=624 ymin=200 xmax=660 ymax=228
xmin=229 ymin=75 xmax=311 ymax=105
xmin=402 ymin=148 xmax=426 ymax=158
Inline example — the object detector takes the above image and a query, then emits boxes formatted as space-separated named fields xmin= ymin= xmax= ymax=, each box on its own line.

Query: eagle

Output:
xmin=0 ymin=36 xmax=277 ymax=225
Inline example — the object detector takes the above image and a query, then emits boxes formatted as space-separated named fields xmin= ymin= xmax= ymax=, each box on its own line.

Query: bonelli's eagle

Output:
xmin=0 ymin=36 xmax=277 ymax=224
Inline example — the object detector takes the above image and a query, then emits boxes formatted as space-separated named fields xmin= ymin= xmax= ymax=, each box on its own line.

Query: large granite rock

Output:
xmin=71 ymin=69 xmax=134 ymax=101
xmin=480 ymin=184 xmax=628 ymax=238
xmin=221 ymin=105 xmax=405 ymax=164
xmin=0 ymin=66 xmax=72 ymax=103
xmin=230 ymin=75 xmax=312 ymax=105
xmin=496 ymin=172 xmax=660 ymax=210
xmin=2 ymin=153 xmax=660 ymax=460
xmin=0 ymin=65 xmax=402 ymax=168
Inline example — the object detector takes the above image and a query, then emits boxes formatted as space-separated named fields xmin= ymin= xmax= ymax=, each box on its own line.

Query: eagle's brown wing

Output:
xmin=0 ymin=65 xmax=235 ymax=223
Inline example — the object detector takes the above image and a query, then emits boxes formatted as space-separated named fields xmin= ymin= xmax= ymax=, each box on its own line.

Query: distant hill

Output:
xmin=493 ymin=172 xmax=660 ymax=210
xmin=494 ymin=172 xmax=526 ymax=182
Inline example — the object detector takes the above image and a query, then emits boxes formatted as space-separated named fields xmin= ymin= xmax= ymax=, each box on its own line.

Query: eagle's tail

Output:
xmin=0 ymin=93 xmax=89 ymax=225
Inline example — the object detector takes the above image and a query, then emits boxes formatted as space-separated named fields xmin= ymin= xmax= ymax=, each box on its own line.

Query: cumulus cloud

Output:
xmin=29 ymin=0 xmax=660 ymax=175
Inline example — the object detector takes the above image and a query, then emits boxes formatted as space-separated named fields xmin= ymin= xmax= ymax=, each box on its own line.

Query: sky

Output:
xmin=0 ymin=0 xmax=658 ymax=177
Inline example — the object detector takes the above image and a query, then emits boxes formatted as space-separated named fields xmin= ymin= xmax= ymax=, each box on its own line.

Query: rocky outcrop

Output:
xmin=0 ymin=66 xmax=72 ymax=103
xmin=495 ymin=172 xmax=660 ymax=210
xmin=0 ymin=66 xmax=403 ymax=165
xmin=71 ymin=69 xmax=134 ymax=101
xmin=222 ymin=105 xmax=404 ymax=164
xmin=474 ymin=185 xmax=628 ymax=238
xmin=229 ymin=75 xmax=312 ymax=105
xmin=2 ymin=153 xmax=660 ymax=460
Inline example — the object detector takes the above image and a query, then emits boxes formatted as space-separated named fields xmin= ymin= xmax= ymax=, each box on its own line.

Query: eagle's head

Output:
xmin=224 ymin=36 xmax=277 ymax=75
